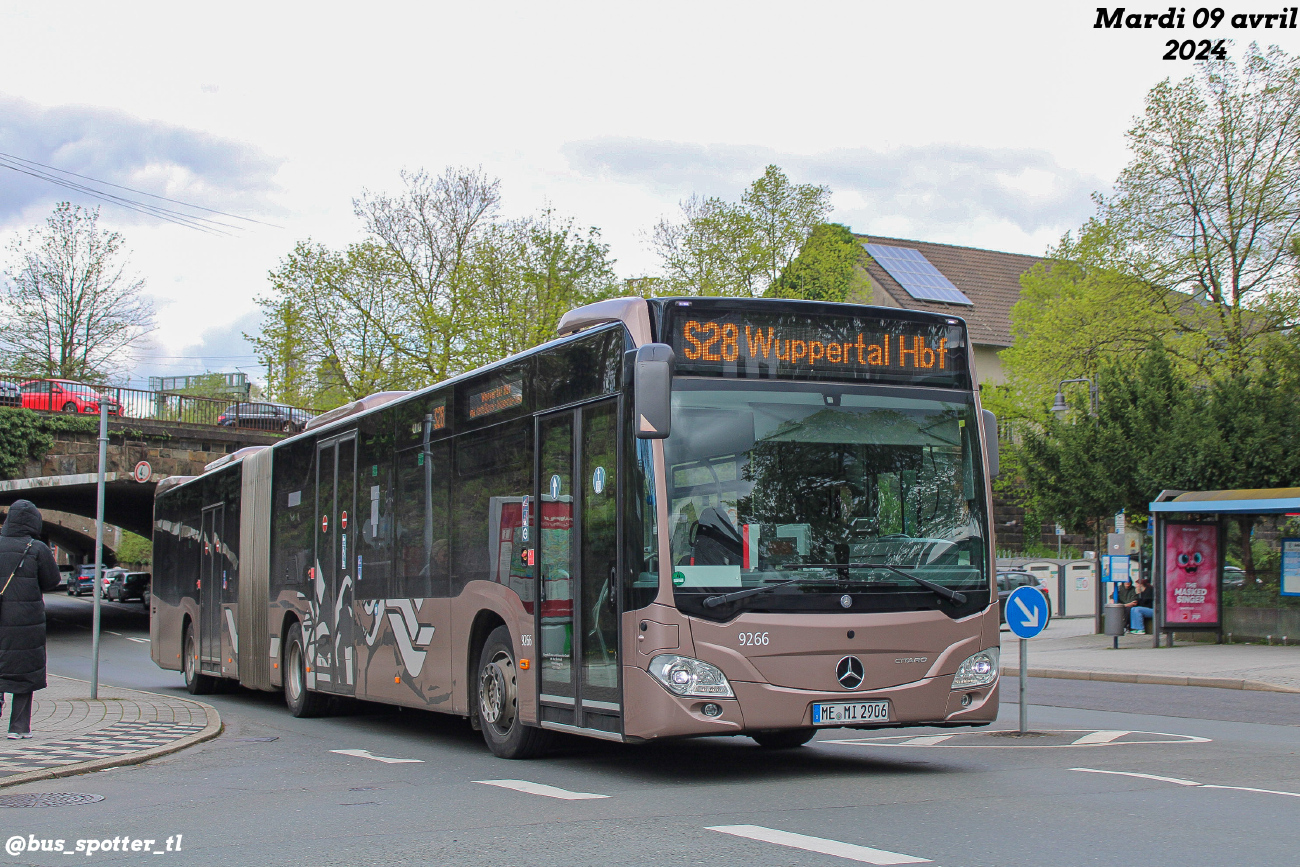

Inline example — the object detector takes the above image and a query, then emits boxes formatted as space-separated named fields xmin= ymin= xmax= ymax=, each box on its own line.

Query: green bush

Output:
xmin=115 ymin=531 xmax=151 ymax=567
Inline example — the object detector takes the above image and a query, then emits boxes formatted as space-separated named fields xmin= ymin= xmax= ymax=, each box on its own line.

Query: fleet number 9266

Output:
xmin=737 ymin=632 xmax=770 ymax=646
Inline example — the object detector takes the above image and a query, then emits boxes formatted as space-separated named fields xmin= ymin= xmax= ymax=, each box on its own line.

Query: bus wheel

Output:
xmin=751 ymin=729 xmax=816 ymax=749
xmin=476 ymin=625 xmax=551 ymax=759
xmin=284 ymin=622 xmax=328 ymax=718
xmin=183 ymin=624 xmax=216 ymax=695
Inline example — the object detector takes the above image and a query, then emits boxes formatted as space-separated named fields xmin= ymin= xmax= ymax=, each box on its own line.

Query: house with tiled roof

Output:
xmin=846 ymin=234 xmax=1043 ymax=387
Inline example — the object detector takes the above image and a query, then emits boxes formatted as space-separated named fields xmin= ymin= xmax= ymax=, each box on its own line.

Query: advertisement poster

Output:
xmin=1164 ymin=523 xmax=1219 ymax=626
xmin=1281 ymin=539 xmax=1300 ymax=597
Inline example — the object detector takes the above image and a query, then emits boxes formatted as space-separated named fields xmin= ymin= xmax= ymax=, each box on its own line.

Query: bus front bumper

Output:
xmin=622 ymin=666 xmax=1000 ymax=740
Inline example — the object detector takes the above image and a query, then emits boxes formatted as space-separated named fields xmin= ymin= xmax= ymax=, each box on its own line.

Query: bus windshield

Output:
xmin=666 ymin=379 xmax=989 ymax=618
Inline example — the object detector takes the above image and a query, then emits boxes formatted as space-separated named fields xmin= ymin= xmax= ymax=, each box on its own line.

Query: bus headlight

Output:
xmin=951 ymin=648 xmax=999 ymax=689
xmin=648 ymin=654 xmax=734 ymax=698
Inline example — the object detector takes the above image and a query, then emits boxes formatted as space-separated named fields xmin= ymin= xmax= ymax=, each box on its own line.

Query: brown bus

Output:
xmin=150 ymin=296 xmax=1002 ymax=758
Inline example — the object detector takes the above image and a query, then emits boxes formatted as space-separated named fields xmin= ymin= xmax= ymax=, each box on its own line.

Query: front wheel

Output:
xmin=62 ymin=402 xmax=78 ymax=413
xmin=280 ymin=420 xmax=293 ymax=433
xmin=476 ymin=625 xmax=551 ymax=759
xmin=183 ymin=623 xmax=216 ymax=695
xmin=751 ymin=729 xmax=817 ymax=749
xmin=283 ymin=622 xmax=328 ymax=718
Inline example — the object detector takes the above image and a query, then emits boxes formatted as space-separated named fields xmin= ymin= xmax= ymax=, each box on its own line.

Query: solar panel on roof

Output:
xmin=864 ymin=244 xmax=974 ymax=306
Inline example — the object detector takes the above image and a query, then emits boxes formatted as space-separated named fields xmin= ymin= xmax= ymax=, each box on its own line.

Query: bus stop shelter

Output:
xmin=1148 ymin=487 xmax=1300 ymax=648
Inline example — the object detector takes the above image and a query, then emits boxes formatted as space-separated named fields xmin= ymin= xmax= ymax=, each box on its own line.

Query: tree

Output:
xmin=767 ymin=223 xmax=864 ymax=302
xmin=250 ymin=241 xmax=406 ymax=409
xmin=1017 ymin=340 xmax=1300 ymax=567
xmin=460 ymin=209 xmax=619 ymax=367
xmin=252 ymin=168 xmax=623 ymax=406
xmin=651 ymin=165 xmax=831 ymax=296
xmin=0 ymin=203 xmax=154 ymax=381
xmin=354 ymin=166 xmax=502 ymax=383
xmin=1093 ymin=44 xmax=1300 ymax=376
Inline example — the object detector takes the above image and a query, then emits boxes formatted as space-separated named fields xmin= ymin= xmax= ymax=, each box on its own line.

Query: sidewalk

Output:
xmin=0 ymin=675 xmax=220 ymax=788
xmin=1001 ymin=617 xmax=1300 ymax=693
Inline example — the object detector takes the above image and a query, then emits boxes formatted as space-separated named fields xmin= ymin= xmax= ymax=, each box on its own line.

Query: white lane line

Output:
xmin=708 ymin=825 xmax=930 ymax=865
xmin=1201 ymin=785 xmax=1300 ymax=799
xmin=106 ymin=631 xmax=122 ymax=636
xmin=896 ymin=735 xmax=955 ymax=747
xmin=1071 ymin=730 xmax=1129 ymax=745
xmin=125 ymin=637 xmax=150 ymax=643
xmin=330 ymin=749 xmax=423 ymax=764
xmin=474 ymin=779 xmax=609 ymax=800
xmin=1070 ymin=768 xmax=1201 ymax=786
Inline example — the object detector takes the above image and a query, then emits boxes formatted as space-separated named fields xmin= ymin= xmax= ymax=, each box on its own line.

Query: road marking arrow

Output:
xmin=330 ymin=749 xmax=423 ymax=764
xmin=1014 ymin=596 xmax=1039 ymax=627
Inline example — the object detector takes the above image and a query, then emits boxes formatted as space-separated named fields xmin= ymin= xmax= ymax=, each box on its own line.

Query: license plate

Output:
xmin=812 ymin=700 xmax=890 ymax=725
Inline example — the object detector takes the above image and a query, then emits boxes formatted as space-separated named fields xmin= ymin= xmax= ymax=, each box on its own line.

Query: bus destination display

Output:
xmin=669 ymin=311 xmax=968 ymax=386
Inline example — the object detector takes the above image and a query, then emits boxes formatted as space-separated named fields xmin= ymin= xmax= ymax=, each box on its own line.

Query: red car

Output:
xmin=20 ymin=380 xmax=120 ymax=415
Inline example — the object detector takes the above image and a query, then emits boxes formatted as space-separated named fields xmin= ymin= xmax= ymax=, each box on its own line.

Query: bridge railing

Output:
xmin=0 ymin=376 xmax=321 ymax=433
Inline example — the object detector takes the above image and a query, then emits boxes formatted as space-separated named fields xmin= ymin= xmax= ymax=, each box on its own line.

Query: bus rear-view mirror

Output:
xmin=633 ymin=343 xmax=674 ymax=439
xmin=981 ymin=409 xmax=999 ymax=478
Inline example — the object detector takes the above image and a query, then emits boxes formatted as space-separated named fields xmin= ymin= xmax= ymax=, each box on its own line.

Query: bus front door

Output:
xmin=313 ymin=432 xmax=358 ymax=694
xmin=199 ymin=504 xmax=223 ymax=673
xmin=536 ymin=398 xmax=621 ymax=734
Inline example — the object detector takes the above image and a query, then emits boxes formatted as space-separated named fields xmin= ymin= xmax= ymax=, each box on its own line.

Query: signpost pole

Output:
xmin=1018 ymin=637 xmax=1028 ymax=734
xmin=1006 ymin=584 xmax=1049 ymax=735
xmin=90 ymin=401 xmax=107 ymax=700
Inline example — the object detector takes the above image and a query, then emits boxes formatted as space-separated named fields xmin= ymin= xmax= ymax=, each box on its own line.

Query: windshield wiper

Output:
xmin=701 ymin=562 xmax=967 ymax=609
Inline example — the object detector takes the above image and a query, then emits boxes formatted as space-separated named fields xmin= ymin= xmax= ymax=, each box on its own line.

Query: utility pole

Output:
xmin=90 ymin=401 xmax=107 ymax=699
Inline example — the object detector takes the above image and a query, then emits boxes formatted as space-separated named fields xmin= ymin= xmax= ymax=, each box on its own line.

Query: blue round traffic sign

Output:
xmin=1006 ymin=584 xmax=1051 ymax=639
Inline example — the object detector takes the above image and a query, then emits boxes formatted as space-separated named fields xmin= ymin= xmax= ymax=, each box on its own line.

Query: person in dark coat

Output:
xmin=0 ymin=500 xmax=61 ymax=737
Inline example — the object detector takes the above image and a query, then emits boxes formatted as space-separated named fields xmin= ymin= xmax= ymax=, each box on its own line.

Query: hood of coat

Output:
xmin=1 ymin=500 xmax=43 ymax=538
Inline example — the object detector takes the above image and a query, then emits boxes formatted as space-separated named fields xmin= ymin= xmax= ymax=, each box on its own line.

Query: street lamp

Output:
xmin=1051 ymin=377 xmax=1098 ymax=419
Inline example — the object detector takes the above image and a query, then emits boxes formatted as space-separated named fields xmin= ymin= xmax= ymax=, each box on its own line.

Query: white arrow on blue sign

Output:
xmin=1006 ymin=584 xmax=1051 ymax=639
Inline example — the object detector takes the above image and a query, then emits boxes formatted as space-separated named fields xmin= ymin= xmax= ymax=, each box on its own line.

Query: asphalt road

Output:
xmin=6 ymin=593 xmax=1297 ymax=866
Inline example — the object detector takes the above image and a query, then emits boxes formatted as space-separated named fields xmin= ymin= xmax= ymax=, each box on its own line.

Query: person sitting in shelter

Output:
xmin=1126 ymin=576 xmax=1155 ymax=634
xmin=1115 ymin=577 xmax=1136 ymax=608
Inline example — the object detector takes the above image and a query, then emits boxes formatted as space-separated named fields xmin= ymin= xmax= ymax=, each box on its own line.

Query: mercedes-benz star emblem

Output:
xmin=840 ymin=594 xmax=852 ymax=608
xmin=836 ymin=655 xmax=865 ymax=689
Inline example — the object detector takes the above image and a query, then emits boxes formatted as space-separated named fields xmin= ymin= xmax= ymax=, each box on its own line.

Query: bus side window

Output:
xmin=394 ymin=440 xmax=450 ymax=599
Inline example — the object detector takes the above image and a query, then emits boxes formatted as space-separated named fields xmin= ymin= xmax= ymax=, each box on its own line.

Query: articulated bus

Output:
xmin=151 ymin=296 xmax=1002 ymax=758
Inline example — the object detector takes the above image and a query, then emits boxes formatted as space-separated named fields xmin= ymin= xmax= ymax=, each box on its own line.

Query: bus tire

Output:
xmin=476 ymin=625 xmax=551 ymax=759
xmin=183 ymin=623 xmax=216 ymax=695
xmin=751 ymin=729 xmax=816 ymax=749
xmin=284 ymin=622 xmax=328 ymax=718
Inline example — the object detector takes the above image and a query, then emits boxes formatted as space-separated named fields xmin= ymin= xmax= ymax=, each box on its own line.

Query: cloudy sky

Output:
xmin=2 ymin=2 xmax=1297 ymax=388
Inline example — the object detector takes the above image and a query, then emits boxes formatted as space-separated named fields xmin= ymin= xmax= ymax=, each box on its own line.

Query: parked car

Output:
xmin=217 ymin=402 xmax=312 ymax=433
xmin=0 ymin=381 xmax=21 ymax=407
xmin=56 ymin=564 xmax=75 ymax=589
xmin=20 ymin=379 xmax=120 ymax=415
xmin=107 ymin=571 xmax=150 ymax=605
xmin=996 ymin=570 xmax=1052 ymax=624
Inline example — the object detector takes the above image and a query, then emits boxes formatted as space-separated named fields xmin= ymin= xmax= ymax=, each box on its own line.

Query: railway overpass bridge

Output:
xmin=0 ymin=414 xmax=282 ymax=561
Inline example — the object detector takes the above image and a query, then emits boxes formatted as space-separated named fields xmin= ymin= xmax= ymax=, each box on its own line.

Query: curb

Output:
xmin=0 ymin=683 xmax=222 ymax=790
xmin=1003 ymin=666 xmax=1300 ymax=694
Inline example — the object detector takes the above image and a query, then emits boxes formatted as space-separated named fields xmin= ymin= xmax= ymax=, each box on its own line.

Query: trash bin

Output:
xmin=1104 ymin=604 xmax=1126 ymax=637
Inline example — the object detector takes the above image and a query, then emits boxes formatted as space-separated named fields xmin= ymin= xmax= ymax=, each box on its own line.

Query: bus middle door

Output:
xmin=313 ymin=432 xmax=358 ymax=694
